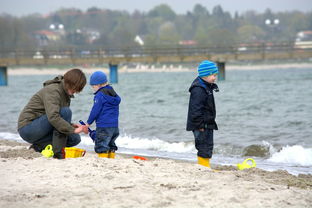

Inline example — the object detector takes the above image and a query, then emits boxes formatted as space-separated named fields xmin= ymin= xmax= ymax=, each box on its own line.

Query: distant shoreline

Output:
xmin=7 ymin=62 xmax=312 ymax=75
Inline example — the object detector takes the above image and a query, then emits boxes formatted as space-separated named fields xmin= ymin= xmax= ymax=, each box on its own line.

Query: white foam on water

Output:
xmin=1 ymin=132 xmax=312 ymax=175
xmin=80 ymin=134 xmax=196 ymax=153
xmin=261 ymin=140 xmax=276 ymax=155
xmin=0 ymin=132 xmax=196 ymax=154
xmin=268 ymin=145 xmax=312 ymax=166
xmin=0 ymin=132 xmax=24 ymax=141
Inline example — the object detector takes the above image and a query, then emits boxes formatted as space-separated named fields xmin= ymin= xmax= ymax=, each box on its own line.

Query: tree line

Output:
xmin=0 ymin=4 xmax=311 ymax=51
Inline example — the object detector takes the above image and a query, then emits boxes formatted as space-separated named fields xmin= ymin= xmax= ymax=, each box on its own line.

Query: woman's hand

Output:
xmin=82 ymin=124 xmax=89 ymax=134
xmin=73 ymin=124 xmax=88 ymax=134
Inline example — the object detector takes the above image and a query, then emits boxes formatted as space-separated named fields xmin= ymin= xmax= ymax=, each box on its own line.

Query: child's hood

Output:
xmin=103 ymin=93 xmax=121 ymax=106
xmin=43 ymin=75 xmax=63 ymax=86
xmin=189 ymin=77 xmax=219 ymax=92
xmin=96 ymin=86 xmax=121 ymax=105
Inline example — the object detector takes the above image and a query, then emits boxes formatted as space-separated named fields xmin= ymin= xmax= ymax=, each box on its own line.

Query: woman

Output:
xmin=18 ymin=68 xmax=88 ymax=159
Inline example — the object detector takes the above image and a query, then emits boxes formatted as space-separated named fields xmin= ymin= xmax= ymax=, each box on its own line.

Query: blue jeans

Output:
xmin=193 ymin=129 xmax=214 ymax=158
xmin=95 ymin=127 xmax=119 ymax=153
xmin=18 ymin=107 xmax=81 ymax=148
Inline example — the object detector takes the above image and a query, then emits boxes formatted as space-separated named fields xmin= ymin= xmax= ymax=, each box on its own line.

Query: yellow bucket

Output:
xmin=64 ymin=147 xmax=86 ymax=158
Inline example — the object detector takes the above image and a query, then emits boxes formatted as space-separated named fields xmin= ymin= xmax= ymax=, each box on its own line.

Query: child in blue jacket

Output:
xmin=85 ymin=71 xmax=121 ymax=158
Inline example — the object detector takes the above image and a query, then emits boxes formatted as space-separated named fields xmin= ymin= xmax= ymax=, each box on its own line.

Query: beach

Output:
xmin=2 ymin=64 xmax=312 ymax=207
xmin=0 ymin=139 xmax=311 ymax=208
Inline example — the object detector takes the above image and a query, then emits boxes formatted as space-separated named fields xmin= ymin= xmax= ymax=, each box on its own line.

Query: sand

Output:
xmin=0 ymin=139 xmax=311 ymax=208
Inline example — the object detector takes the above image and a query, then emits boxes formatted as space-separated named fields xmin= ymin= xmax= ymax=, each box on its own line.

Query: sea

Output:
xmin=0 ymin=66 xmax=311 ymax=175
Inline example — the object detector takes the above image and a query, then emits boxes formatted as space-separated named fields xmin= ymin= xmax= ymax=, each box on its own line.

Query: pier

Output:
xmin=0 ymin=42 xmax=311 ymax=83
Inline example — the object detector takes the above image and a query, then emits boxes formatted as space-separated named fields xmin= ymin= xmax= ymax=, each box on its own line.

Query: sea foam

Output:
xmin=0 ymin=132 xmax=195 ymax=154
xmin=2 ymin=132 xmax=312 ymax=168
xmin=80 ymin=134 xmax=195 ymax=153
xmin=0 ymin=132 xmax=23 ymax=141
xmin=268 ymin=145 xmax=312 ymax=166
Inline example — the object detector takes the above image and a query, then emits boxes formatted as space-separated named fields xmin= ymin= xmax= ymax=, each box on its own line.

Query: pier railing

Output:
xmin=0 ymin=42 xmax=311 ymax=66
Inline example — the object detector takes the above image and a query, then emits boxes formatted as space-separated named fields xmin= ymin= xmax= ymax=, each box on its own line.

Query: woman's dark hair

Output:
xmin=64 ymin=68 xmax=86 ymax=93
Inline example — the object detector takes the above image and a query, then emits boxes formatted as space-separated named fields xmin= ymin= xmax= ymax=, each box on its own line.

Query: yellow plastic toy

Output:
xmin=237 ymin=158 xmax=256 ymax=170
xmin=64 ymin=147 xmax=86 ymax=158
xmin=41 ymin=144 xmax=54 ymax=158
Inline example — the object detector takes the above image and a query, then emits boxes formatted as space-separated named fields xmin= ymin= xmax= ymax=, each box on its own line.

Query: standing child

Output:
xmin=186 ymin=60 xmax=219 ymax=168
xmin=85 ymin=71 xmax=121 ymax=158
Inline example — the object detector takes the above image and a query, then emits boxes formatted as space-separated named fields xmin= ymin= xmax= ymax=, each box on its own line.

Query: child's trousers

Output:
xmin=95 ymin=127 xmax=119 ymax=153
xmin=193 ymin=129 xmax=214 ymax=158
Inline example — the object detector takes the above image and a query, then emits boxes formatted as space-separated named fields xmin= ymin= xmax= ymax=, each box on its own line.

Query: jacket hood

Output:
xmin=43 ymin=75 xmax=63 ymax=87
xmin=189 ymin=77 xmax=219 ymax=92
xmin=96 ymin=85 xmax=121 ymax=106
xmin=104 ymin=93 xmax=121 ymax=106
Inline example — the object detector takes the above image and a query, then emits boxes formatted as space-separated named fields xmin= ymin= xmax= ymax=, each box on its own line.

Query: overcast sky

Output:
xmin=1 ymin=0 xmax=311 ymax=16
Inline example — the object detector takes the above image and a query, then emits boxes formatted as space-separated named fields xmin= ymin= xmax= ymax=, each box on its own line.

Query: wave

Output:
xmin=242 ymin=141 xmax=312 ymax=166
xmin=99 ymin=134 xmax=195 ymax=153
xmin=241 ymin=141 xmax=275 ymax=157
xmin=268 ymin=145 xmax=312 ymax=166
xmin=1 ymin=132 xmax=311 ymax=167
xmin=0 ymin=132 xmax=22 ymax=141
xmin=0 ymin=132 xmax=196 ymax=154
xmin=72 ymin=136 xmax=312 ymax=167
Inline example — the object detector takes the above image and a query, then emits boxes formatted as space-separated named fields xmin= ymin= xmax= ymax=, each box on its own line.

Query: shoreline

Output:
xmin=1 ymin=139 xmax=311 ymax=207
xmin=7 ymin=62 xmax=312 ymax=75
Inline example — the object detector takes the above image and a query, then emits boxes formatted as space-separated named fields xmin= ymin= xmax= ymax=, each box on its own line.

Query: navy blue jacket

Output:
xmin=87 ymin=85 xmax=121 ymax=128
xmin=186 ymin=77 xmax=218 ymax=131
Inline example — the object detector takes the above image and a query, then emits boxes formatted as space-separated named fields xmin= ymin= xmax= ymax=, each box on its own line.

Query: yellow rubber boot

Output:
xmin=98 ymin=152 xmax=109 ymax=158
xmin=108 ymin=151 xmax=115 ymax=159
xmin=198 ymin=156 xmax=211 ymax=168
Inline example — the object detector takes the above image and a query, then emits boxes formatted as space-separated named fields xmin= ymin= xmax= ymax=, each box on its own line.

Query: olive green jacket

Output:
xmin=18 ymin=75 xmax=75 ymax=135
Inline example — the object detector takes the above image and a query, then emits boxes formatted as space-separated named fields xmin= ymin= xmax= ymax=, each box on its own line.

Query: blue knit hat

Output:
xmin=197 ymin=60 xmax=218 ymax=77
xmin=90 ymin=71 xmax=107 ymax=85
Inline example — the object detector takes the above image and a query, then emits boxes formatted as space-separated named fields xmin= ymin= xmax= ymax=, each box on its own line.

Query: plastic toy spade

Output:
xmin=237 ymin=158 xmax=256 ymax=170
xmin=132 ymin=155 xmax=147 ymax=160
xmin=41 ymin=144 xmax=54 ymax=158
xmin=79 ymin=120 xmax=96 ymax=142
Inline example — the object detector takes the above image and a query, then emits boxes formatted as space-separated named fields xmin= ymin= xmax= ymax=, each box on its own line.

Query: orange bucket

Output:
xmin=64 ymin=147 xmax=86 ymax=158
